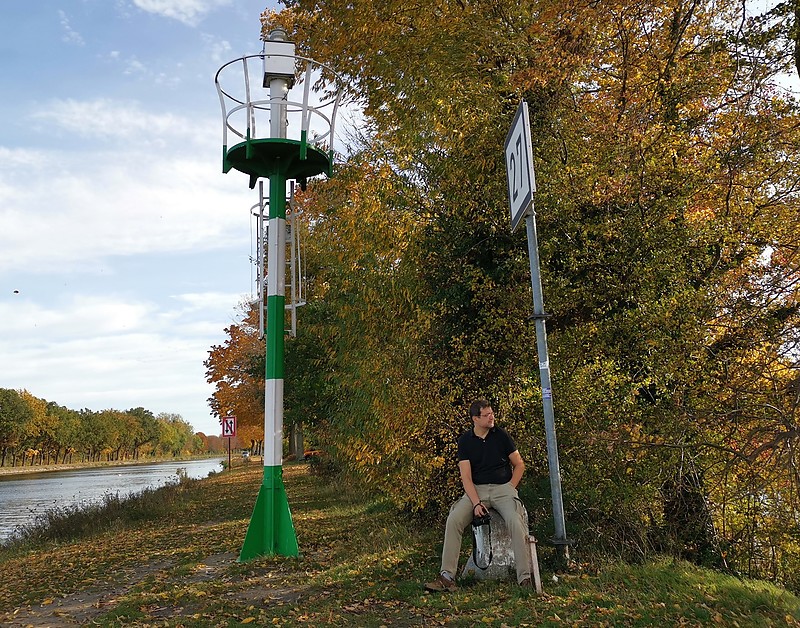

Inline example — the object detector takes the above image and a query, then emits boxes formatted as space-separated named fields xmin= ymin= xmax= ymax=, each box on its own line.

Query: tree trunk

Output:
xmin=662 ymin=464 xmax=720 ymax=567
xmin=289 ymin=423 xmax=305 ymax=459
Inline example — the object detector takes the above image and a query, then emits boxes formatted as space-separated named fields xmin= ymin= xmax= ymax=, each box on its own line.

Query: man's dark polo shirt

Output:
xmin=457 ymin=426 xmax=516 ymax=485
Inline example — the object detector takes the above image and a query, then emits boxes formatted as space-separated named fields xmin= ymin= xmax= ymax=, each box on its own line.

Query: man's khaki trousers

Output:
xmin=440 ymin=482 xmax=531 ymax=584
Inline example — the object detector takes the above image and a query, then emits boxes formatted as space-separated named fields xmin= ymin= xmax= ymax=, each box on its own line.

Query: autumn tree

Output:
xmin=281 ymin=146 xmax=443 ymax=501
xmin=0 ymin=388 xmax=31 ymax=467
xmin=127 ymin=407 xmax=160 ymax=460
xmin=244 ymin=0 xmax=800 ymax=584
xmin=155 ymin=412 xmax=198 ymax=457
xmin=205 ymin=304 xmax=266 ymax=451
xmin=18 ymin=390 xmax=50 ymax=465
xmin=48 ymin=402 xmax=81 ymax=464
xmin=0 ymin=389 xmax=208 ymax=467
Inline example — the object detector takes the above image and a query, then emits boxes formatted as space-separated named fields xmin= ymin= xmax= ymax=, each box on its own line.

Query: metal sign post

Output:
xmin=505 ymin=101 xmax=569 ymax=562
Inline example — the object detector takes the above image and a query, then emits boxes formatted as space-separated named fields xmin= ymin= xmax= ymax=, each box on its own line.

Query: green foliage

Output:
xmin=191 ymin=0 xmax=800 ymax=590
xmin=0 ymin=388 xmax=31 ymax=457
xmin=154 ymin=412 xmax=197 ymax=457
xmin=0 ymin=389 xmax=206 ymax=467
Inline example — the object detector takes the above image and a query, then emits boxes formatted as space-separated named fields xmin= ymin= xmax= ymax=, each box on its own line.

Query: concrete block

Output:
xmin=462 ymin=507 xmax=529 ymax=581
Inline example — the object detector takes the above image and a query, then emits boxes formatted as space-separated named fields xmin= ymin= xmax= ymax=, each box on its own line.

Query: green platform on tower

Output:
xmin=223 ymin=137 xmax=332 ymax=186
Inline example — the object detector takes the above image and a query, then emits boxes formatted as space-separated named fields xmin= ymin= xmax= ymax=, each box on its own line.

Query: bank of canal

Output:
xmin=0 ymin=457 xmax=224 ymax=542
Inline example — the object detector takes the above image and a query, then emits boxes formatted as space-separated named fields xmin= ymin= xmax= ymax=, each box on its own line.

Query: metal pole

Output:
xmin=525 ymin=211 xmax=569 ymax=562
xmin=264 ymin=173 xmax=287 ymax=470
xmin=239 ymin=169 xmax=299 ymax=561
xmin=258 ymin=181 xmax=266 ymax=339
xmin=239 ymin=40 xmax=299 ymax=559
xmin=288 ymin=184 xmax=298 ymax=338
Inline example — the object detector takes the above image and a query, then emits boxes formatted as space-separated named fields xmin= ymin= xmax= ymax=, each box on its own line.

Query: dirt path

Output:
xmin=0 ymin=553 xmax=238 ymax=626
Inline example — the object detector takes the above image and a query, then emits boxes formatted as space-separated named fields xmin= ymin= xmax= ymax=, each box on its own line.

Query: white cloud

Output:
xmin=0 ymin=296 xmax=152 ymax=336
xmin=0 ymin=291 xmax=244 ymax=343
xmin=29 ymin=98 xmax=190 ymax=142
xmin=0 ymin=147 xmax=49 ymax=170
xmin=0 ymin=291 xmax=244 ymax=431
xmin=59 ymin=10 xmax=85 ymax=46
xmin=100 ymin=51 xmax=183 ymax=86
xmin=0 ymin=98 xmax=255 ymax=275
xmin=132 ymin=0 xmax=233 ymax=27
xmin=155 ymin=72 xmax=182 ymax=88
xmin=202 ymin=34 xmax=233 ymax=64
xmin=2 ymin=331 xmax=215 ymax=423
xmin=0 ymin=158 xmax=251 ymax=273
xmin=172 ymin=291 xmax=249 ymax=311
xmin=123 ymin=57 xmax=148 ymax=76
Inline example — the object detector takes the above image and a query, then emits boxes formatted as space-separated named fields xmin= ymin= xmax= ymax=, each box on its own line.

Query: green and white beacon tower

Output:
xmin=215 ymin=29 xmax=343 ymax=560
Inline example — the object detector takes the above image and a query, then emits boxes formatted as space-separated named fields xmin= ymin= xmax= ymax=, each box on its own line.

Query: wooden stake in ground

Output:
xmin=528 ymin=534 xmax=543 ymax=595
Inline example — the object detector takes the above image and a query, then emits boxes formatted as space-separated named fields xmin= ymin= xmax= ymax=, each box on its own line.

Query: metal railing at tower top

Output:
xmin=214 ymin=37 xmax=346 ymax=179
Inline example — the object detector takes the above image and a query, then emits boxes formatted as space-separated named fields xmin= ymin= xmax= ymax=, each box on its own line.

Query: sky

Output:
xmin=5 ymin=3 xmax=793 ymax=443
xmin=0 ymin=0 xmax=293 ymax=436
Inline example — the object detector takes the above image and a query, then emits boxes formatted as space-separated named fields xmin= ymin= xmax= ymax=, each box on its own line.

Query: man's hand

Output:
xmin=473 ymin=502 xmax=488 ymax=517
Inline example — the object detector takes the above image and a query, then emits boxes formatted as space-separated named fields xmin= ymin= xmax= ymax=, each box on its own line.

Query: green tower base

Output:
xmin=239 ymin=465 xmax=299 ymax=561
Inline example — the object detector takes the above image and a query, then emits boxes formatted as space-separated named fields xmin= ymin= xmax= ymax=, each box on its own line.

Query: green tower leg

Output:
xmin=239 ymin=465 xmax=299 ymax=560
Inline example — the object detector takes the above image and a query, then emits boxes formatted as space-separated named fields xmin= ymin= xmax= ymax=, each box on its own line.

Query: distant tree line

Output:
xmin=0 ymin=388 xmax=223 ymax=468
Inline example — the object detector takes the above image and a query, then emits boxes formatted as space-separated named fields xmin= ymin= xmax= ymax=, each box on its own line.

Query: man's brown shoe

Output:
xmin=519 ymin=577 xmax=532 ymax=587
xmin=424 ymin=573 xmax=458 ymax=592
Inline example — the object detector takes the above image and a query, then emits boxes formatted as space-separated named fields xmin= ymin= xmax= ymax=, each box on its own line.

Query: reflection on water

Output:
xmin=0 ymin=458 xmax=224 ymax=542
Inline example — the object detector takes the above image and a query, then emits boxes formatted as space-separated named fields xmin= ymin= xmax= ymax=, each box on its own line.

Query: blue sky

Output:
xmin=0 ymin=1 xmax=285 ymax=436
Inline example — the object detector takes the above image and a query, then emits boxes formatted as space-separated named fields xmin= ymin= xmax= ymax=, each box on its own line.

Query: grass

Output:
xmin=0 ymin=463 xmax=799 ymax=626
xmin=3 ymin=468 xmax=200 ymax=546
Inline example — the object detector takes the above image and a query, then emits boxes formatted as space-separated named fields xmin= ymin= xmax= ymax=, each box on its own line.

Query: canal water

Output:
xmin=0 ymin=458 xmax=225 ymax=543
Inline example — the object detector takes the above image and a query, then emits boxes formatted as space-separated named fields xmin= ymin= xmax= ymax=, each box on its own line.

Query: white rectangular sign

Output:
xmin=222 ymin=415 xmax=237 ymax=438
xmin=505 ymin=101 xmax=536 ymax=232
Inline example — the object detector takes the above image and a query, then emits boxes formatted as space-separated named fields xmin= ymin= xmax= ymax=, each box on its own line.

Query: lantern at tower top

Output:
xmin=214 ymin=29 xmax=344 ymax=188
xmin=262 ymin=28 xmax=295 ymax=87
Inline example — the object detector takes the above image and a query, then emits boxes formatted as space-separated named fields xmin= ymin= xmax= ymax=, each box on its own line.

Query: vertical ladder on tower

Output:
xmin=252 ymin=181 xmax=307 ymax=339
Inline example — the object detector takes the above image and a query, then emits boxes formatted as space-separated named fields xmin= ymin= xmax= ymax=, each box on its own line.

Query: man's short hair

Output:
xmin=469 ymin=398 xmax=491 ymax=419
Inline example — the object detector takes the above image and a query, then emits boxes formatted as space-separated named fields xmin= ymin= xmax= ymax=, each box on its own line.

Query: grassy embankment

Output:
xmin=1 ymin=462 xmax=799 ymax=627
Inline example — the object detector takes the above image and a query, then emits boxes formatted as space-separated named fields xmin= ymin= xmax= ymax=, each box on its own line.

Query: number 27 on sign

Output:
xmin=505 ymin=101 xmax=537 ymax=232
